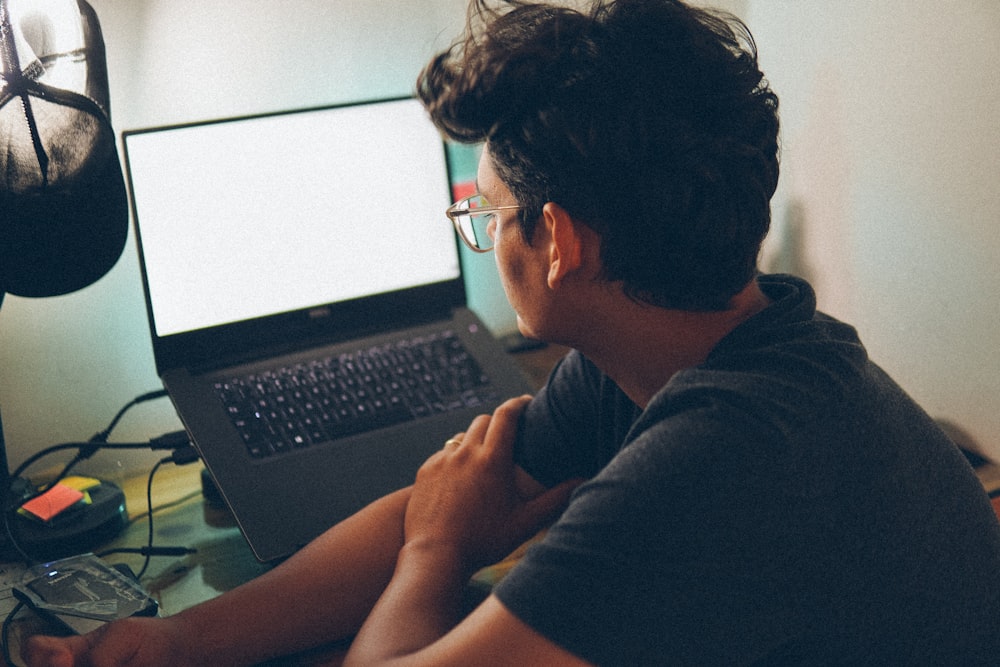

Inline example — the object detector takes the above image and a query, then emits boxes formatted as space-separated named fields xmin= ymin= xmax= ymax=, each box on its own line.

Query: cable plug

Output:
xmin=97 ymin=546 xmax=198 ymax=558
xmin=138 ymin=546 xmax=198 ymax=556
xmin=149 ymin=430 xmax=191 ymax=450
xmin=164 ymin=445 xmax=200 ymax=466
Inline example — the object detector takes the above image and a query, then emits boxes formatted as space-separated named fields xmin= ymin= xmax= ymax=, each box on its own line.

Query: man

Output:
xmin=24 ymin=0 xmax=1000 ymax=665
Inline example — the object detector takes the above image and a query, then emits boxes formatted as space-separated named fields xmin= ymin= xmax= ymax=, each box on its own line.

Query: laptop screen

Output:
xmin=123 ymin=98 xmax=460 ymax=338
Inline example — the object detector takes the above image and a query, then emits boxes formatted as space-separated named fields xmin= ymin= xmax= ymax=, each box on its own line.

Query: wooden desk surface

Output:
xmin=109 ymin=463 xmax=272 ymax=614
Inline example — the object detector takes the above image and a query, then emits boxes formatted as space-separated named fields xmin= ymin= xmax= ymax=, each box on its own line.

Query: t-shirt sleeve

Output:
xmin=513 ymin=350 xmax=638 ymax=488
xmin=497 ymin=427 xmax=710 ymax=665
xmin=496 ymin=404 xmax=820 ymax=666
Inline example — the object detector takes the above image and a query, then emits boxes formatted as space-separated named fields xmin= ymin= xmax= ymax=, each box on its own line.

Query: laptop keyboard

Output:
xmin=213 ymin=330 xmax=496 ymax=458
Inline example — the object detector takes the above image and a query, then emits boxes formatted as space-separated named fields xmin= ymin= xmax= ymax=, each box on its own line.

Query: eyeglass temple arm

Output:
xmin=446 ymin=204 xmax=521 ymax=219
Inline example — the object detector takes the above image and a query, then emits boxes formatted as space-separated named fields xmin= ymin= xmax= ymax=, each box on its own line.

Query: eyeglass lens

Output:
xmin=454 ymin=195 xmax=495 ymax=250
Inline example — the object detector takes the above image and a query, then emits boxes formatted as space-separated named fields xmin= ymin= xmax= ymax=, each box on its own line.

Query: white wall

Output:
xmin=746 ymin=0 xmax=1000 ymax=459
xmin=2 ymin=0 xmax=998 ymax=481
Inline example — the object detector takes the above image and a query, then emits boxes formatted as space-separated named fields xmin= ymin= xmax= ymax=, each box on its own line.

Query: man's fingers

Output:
xmin=482 ymin=395 xmax=532 ymax=455
xmin=22 ymin=634 xmax=84 ymax=667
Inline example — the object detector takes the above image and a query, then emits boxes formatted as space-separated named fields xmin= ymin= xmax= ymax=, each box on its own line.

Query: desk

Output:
xmin=105 ymin=465 xmax=270 ymax=614
xmin=0 ymin=343 xmax=569 ymax=666
xmin=0 ymin=463 xmax=275 ymax=667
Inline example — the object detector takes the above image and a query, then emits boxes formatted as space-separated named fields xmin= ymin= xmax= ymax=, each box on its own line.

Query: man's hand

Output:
xmin=405 ymin=395 xmax=579 ymax=576
xmin=21 ymin=616 xmax=190 ymax=667
xmin=344 ymin=397 xmax=585 ymax=665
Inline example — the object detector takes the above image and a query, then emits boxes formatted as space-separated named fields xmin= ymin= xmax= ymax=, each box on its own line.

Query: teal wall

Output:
xmin=446 ymin=143 xmax=516 ymax=335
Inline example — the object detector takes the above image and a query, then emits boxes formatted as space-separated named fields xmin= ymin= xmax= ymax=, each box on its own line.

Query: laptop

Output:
xmin=121 ymin=97 xmax=531 ymax=563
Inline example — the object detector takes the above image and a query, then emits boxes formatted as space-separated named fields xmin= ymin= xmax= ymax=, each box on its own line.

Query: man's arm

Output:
xmin=345 ymin=552 xmax=591 ymax=667
xmin=23 ymin=485 xmax=411 ymax=667
xmin=343 ymin=397 xmax=589 ymax=667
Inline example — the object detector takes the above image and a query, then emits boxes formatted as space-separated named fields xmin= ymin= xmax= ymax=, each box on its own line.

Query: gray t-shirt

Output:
xmin=498 ymin=274 xmax=1000 ymax=665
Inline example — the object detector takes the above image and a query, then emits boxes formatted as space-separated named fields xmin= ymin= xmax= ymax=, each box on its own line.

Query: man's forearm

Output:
xmin=344 ymin=539 xmax=468 ymax=666
xmin=169 ymin=486 xmax=410 ymax=665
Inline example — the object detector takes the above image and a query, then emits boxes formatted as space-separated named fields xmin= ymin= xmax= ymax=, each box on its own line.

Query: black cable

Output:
xmin=98 ymin=446 xmax=200 ymax=579
xmin=137 ymin=447 xmax=201 ymax=579
xmin=135 ymin=457 xmax=164 ymax=579
xmin=88 ymin=389 xmax=168 ymax=444
xmin=0 ymin=390 xmax=194 ymax=662
xmin=98 ymin=546 xmax=196 ymax=558
xmin=2 ymin=441 xmax=151 ymax=564
xmin=2 ymin=492 xmax=33 ymax=565
xmin=9 ymin=441 xmax=101 ymax=485
xmin=4 ymin=439 xmax=199 ymax=568
xmin=1 ymin=601 xmax=24 ymax=667
xmin=0 ymin=451 xmax=197 ymax=663
xmin=2 ymin=390 xmax=171 ymax=564
xmin=8 ymin=389 xmax=168 ymax=486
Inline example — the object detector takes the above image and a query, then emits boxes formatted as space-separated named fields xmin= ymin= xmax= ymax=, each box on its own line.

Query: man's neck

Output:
xmin=574 ymin=281 xmax=771 ymax=409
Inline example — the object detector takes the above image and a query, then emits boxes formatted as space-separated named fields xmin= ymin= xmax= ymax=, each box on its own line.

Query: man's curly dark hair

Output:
xmin=418 ymin=0 xmax=780 ymax=311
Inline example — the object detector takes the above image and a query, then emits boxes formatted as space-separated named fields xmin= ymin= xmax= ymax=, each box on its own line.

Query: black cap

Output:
xmin=1 ymin=0 xmax=128 ymax=298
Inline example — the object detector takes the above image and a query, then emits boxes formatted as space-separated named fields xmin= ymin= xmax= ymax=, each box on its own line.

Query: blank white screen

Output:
xmin=124 ymin=98 xmax=459 ymax=337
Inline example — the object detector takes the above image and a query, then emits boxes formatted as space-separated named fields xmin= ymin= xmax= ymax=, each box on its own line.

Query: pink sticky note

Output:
xmin=20 ymin=484 xmax=85 ymax=522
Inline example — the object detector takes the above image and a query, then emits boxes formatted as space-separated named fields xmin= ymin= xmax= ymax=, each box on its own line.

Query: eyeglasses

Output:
xmin=445 ymin=193 xmax=521 ymax=253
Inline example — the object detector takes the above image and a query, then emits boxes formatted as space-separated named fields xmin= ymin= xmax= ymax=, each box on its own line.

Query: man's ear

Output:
xmin=542 ymin=202 xmax=584 ymax=290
